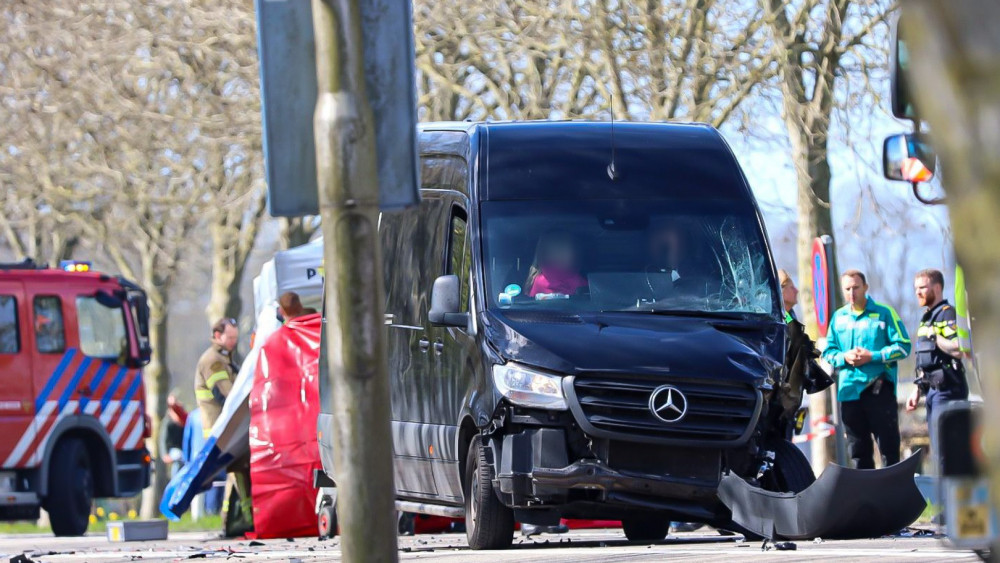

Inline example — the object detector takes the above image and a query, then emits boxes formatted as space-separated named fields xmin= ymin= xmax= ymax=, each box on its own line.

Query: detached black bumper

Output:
xmin=718 ymin=451 xmax=927 ymax=540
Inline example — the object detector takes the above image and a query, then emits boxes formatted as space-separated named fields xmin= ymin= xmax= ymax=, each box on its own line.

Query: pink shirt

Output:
xmin=528 ymin=267 xmax=587 ymax=297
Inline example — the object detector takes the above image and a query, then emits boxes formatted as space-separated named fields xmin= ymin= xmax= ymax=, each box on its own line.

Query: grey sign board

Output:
xmin=255 ymin=0 xmax=420 ymax=217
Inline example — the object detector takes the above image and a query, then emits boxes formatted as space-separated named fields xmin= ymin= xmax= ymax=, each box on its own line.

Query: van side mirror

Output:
xmin=429 ymin=275 xmax=469 ymax=327
xmin=883 ymin=133 xmax=936 ymax=183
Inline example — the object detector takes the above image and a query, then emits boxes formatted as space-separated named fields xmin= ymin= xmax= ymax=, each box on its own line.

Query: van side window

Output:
xmin=448 ymin=209 xmax=471 ymax=312
xmin=76 ymin=296 xmax=127 ymax=361
xmin=0 ymin=295 xmax=19 ymax=354
xmin=33 ymin=296 xmax=65 ymax=354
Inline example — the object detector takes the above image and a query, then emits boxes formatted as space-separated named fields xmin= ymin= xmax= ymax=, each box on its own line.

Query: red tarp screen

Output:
xmin=248 ymin=313 xmax=322 ymax=539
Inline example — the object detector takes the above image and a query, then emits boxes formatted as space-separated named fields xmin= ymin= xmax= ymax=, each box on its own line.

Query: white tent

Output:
xmin=253 ymin=237 xmax=325 ymax=319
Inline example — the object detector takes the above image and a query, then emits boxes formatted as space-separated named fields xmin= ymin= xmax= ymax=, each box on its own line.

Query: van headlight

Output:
xmin=492 ymin=363 xmax=567 ymax=410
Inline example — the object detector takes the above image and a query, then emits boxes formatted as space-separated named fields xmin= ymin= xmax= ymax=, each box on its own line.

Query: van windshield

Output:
xmin=481 ymin=200 xmax=778 ymax=317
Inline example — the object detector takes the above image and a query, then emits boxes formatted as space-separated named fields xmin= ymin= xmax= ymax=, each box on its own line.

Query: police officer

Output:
xmin=194 ymin=318 xmax=252 ymax=536
xmin=905 ymin=269 xmax=968 ymax=442
xmin=822 ymin=270 xmax=911 ymax=469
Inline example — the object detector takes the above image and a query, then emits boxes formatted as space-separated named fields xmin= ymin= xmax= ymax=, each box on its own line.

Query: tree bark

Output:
xmin=205 ymin=222 xmax=245 ymax=325
xmin=312 ymin=0 xmax=398 ymax=559
xmin=764 ymin=0 xmax=862 ymax=473
xmin=139 ymin=285 xmax=170 ymax=520
xmin=789 ymin=128 xmax=841 ymax=471
xmin=904 ymin=0 xmax=1000 ymax=523
xmin=279 ymin=217 xmax=319 ymax=250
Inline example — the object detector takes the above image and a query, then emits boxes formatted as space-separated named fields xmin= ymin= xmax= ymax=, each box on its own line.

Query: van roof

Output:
xmin=419 ymin=121 xmax=751 ymax=201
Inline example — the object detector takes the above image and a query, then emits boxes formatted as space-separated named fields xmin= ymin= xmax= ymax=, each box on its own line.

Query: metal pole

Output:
xmin=829 ymin=388 xmax=848 ymax=466
xmin=311 ymin=0 xmax=397 ymax=561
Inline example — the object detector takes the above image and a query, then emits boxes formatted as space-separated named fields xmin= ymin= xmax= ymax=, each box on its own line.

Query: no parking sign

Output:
xmin=811 ymin=236 xmax=836 ymax=338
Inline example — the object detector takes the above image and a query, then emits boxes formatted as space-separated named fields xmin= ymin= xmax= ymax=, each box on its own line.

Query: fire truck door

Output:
xmin=0 ymin=280 xmax=33 ymax=469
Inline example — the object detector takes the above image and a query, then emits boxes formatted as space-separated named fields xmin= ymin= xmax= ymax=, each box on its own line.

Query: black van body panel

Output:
xmin=320 ymin=120 xmax=792 ymax=524
xmin=481 ymin=122 xmax=749 ymax=202
xmin=484 ymin=310 xmax=782 ymax=384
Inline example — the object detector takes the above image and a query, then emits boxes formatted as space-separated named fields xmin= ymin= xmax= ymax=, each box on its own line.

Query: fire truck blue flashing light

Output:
xmin=60 ymin=260 xmax=92 ymax=273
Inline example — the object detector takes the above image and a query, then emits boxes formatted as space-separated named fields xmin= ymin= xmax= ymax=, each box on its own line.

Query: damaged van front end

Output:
xmin=314 ymin=121 xmax=927 ymax=550
xmin=465 ymin=121 xmax=925 ymax=541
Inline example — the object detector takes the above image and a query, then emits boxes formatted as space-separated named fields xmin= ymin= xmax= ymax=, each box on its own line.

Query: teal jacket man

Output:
xmin=823 ymin=296 xmax=911 ymax=402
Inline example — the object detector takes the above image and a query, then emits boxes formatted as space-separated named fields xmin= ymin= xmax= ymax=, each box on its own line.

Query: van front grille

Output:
xmin=566 ymin=375 xmax=761 ymax=446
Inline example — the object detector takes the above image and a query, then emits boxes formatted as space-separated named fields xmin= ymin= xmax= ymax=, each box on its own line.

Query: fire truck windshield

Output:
xmin=76 ymin=296 xmax=128 ymax=360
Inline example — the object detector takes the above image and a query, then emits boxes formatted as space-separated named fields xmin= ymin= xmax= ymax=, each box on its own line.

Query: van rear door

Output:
xmin=0 ymin=279 xmax=32 ymax=469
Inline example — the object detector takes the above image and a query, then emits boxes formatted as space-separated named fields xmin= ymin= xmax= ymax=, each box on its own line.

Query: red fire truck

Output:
xmin=0 ymin=259 xmax=152 ymax=535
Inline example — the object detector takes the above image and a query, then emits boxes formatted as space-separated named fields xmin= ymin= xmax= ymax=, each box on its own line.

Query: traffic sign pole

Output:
xmin=811 ymin=235 xmax=848 ymax=468
xmin=311 ymin=0 xmax=397 ymax=560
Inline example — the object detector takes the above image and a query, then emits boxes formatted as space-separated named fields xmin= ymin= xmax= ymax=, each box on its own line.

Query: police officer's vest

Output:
xmin=915 ymin=301 xmax=964 ymax=392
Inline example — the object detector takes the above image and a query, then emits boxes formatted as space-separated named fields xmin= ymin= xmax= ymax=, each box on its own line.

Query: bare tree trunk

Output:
xmin=905 ymin=0 xmax=1000 ymax=522
xmin=790 ymin=133 xmax=841 ymax=472
xmin=279 ymin=216 xmax=318 ymax=249
xmin=312 ymin=0 xmax=397 ymax=558
xmin=205 ymin=222 xmax=245 ymax=324
xmin=139 ymin=288 xmax=170 ymax=519
xmin=762 ymin=0 xmax=875 ymax=473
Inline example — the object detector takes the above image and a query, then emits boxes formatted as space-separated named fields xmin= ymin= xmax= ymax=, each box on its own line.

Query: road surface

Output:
xmin=0 ymin=528 xmax=982 ymax=562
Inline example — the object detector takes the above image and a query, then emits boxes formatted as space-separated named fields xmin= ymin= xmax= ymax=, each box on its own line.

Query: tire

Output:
xmin=47 ymin=438 xmax=94 ymax=537
xmin=464 ymin=437 xmax=514 ymax=550
xmin=397 ymin=511 xmax=415 ymax=536
xmin=769 ymin=439 xmax=815 ymax=493
xmin=318 ymin=503 xmax=337 ymax=539
xmin=622 ymin=517 xmax=670 ymax=542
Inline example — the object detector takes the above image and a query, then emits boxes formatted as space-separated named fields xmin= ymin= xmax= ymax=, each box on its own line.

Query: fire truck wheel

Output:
xmin=47 ymin=438 xmax=93 ymax=536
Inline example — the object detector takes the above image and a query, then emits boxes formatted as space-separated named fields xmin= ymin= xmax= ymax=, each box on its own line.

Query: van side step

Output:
xmin=395 ymin=500 xmax=465 ymax=519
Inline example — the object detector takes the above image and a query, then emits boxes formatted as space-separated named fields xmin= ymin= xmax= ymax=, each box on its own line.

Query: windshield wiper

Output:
xmin=604 ymin=308 xmax=753 ymax=320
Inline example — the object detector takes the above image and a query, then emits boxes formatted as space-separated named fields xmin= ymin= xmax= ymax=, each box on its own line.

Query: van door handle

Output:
xmin=418 ymin=338 xmax=430 ymax=352
xmin=433 ymin=339 xmax=444 ymax=354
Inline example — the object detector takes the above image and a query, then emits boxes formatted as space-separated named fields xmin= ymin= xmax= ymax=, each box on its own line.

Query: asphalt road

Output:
xmin=0 ymin=527 xmax=985 ymax=563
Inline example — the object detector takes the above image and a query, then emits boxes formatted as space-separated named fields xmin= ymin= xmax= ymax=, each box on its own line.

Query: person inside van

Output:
xmin=526 ymin=231 xmax=587 ymax=298
xmin=645 ymin=218 xmax=712 ymax=296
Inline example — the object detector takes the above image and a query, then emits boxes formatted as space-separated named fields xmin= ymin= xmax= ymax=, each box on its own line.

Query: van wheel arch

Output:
xmin=458 ymin=417 xmax=479 ymax=493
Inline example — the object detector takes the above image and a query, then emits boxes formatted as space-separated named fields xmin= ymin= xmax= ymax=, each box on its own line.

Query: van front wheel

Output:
xmin=622 ymin=517 xmax=670 ymax=542
xmin=464 ymin=436 xmax=514 ymax=550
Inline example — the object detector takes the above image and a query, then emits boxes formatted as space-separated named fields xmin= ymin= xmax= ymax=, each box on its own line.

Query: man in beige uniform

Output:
xmin=194 ymin=318 xmax=251 ymax=537
xmin=195 ymin=318 xmax=239 ymax=431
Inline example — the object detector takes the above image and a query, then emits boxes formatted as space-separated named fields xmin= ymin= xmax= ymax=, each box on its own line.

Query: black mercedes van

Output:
xmin=318 ymin=121 xmax=812 ymax=549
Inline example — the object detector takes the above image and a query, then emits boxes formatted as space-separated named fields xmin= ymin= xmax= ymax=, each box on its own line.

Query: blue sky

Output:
xmin=723 ymin=101 xmax=954 ymax=326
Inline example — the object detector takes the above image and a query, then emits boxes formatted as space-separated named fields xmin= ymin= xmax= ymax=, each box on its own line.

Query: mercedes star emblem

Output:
xmin=648 ymin=385 xmax=688 ymax=423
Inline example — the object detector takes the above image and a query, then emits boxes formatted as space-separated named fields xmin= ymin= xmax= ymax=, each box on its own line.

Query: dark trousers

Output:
xmin=841 ymin=383 xmax=901 ymax=469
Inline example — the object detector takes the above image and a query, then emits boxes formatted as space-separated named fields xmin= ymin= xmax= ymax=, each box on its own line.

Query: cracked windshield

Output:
xmin=483 ymin=200 xmax=777 ymax=316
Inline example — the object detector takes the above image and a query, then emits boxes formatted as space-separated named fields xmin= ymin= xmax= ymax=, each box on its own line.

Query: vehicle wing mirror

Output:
xmin=126 ymin=291 xmax=152 ymax=367
xmin=429 ymin=274 xmax=469 ymax=327
xmin=883 ymin=133 xmax=936 ymax=183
